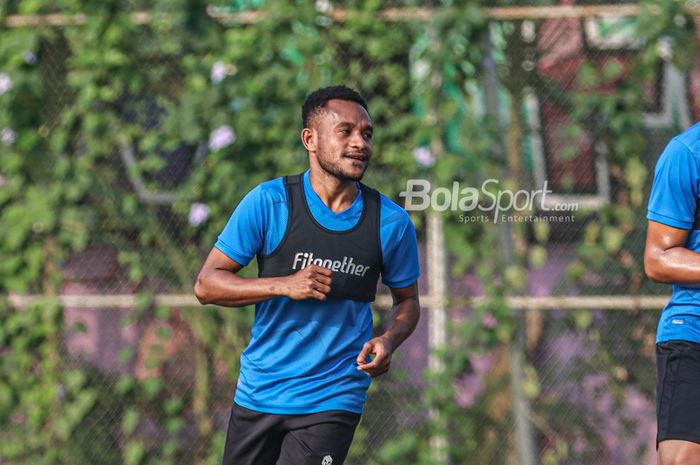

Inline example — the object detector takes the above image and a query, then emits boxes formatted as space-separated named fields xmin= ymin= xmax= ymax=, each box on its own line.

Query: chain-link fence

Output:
xmin=2 ymin=2 xmax=696 ymax=464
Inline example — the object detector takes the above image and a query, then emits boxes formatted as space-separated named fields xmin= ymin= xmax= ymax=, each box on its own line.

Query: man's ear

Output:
xmin=301 ymin=127 xmax=316 ymax=152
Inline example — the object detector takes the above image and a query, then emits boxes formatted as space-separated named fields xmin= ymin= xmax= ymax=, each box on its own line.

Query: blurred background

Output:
xmin=0 ymin=1 xmax=695 ymax=464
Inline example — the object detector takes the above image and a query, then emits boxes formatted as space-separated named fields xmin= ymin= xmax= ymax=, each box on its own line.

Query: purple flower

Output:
xmin=24 ymin=52 xmax=37 ymax=65
xmin=188 ymin=203 xmax=209 ymax=226
xmin=573 ymin=435 xmax=587 ymax=454
xmin=482 ymin=312 xmax=497 ymax=329
xmin=0 ymin=73 xmax=12 ymax=95
xmin=1 ymin=128 xmax=16 ymax=146
xmin=211 ymin=61 xmax=226 ymax=83
xmin=412 ymin=146 xmax=434 ymax=168
xmin=208 ymin=125 xmax=236 ymax=151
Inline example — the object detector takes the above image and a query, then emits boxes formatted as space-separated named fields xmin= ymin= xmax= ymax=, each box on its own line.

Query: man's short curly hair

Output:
xmin=302 ymin=85 xmax=369 ymax=128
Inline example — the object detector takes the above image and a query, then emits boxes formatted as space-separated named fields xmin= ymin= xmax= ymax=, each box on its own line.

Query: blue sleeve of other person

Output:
xmin=647 ymin=138 xmax=700 ymax=230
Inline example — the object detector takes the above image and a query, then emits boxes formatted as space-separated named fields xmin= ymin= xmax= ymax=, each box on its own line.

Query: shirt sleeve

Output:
xmin=380 ymin=207 xmax=421 ymax=289
xmin=214 ymin=185 xmax=267 ymax=266
xmin=647 ymin=138 xmax=700 ymax=230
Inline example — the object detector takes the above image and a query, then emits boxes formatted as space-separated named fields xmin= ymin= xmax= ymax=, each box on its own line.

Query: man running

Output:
xmin=645 ymin=122 xmax=700 ymax=465
xmin=195 ymin=85 xmax=421 ymax=465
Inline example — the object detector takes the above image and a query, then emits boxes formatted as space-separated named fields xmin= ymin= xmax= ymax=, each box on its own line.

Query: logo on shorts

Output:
xmin=321 ymin=455 xmax=333 ymax=465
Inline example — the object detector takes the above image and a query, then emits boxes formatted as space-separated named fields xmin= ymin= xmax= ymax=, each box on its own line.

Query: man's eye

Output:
xmin=364 ymin=132 xmax=373 ymax=139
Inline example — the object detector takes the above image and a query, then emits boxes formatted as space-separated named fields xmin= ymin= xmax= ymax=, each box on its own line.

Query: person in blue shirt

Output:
xmin=645 ymin=122 xmax=700 ymax=465
xmin=195 ymin=85 xmax=421 ymax=465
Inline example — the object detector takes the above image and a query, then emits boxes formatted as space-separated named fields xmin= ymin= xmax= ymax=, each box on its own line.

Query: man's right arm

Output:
xmin=644 ymin=220 xmax=700 ymax=284
xmin=194 ymin=248 xmax=333 ymax=307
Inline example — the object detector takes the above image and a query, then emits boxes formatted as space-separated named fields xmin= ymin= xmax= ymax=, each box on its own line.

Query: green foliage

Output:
xmin=0 ymin=299 xmax=101 ymax=464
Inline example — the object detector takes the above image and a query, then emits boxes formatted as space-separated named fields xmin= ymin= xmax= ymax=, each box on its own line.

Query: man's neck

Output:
xmin=307 ymin=168 xmax=359 ymax=214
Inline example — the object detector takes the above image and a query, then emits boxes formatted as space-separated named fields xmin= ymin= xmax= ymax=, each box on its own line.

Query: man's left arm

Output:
xmin=356 ymin=282 xmax=420 ymax=377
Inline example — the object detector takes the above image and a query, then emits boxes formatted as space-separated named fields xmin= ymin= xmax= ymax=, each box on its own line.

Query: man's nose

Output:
xmin=349 ymin=131 xmax=369 ymax=151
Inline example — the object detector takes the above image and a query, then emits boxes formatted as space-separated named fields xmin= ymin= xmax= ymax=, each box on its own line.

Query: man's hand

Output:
xmin=281 ymin=264 xmax=333 ymax=301
xmin=356 ymin=335 xmax=394 ymax=377
xmin=355 ymin=283 xmax=420 ymax=378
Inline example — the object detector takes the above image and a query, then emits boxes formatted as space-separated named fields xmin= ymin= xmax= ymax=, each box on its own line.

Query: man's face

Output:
xmin=310 ymin=99 xmax=373 ymax=182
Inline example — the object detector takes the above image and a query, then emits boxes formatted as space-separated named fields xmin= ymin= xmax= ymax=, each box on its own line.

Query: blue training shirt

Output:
xmin=647 ymin=122 xmax=700 ymax=343
xmin=214 ymin=170 xmax=420 ymax=414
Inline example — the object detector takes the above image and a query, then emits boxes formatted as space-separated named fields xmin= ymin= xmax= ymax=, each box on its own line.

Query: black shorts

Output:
xmin=221 ymin=403 xmax=361 ymax=465
xmin=656 ymin=340 xmax=700 ymax=445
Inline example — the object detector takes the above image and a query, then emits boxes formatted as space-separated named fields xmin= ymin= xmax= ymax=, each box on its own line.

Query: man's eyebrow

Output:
xmin=333 ymin=121 xmax=373 ymax=131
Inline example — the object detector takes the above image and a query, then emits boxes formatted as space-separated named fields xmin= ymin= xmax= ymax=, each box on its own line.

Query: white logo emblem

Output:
xmin=321 ymin=455 xmax=333 ymax=465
